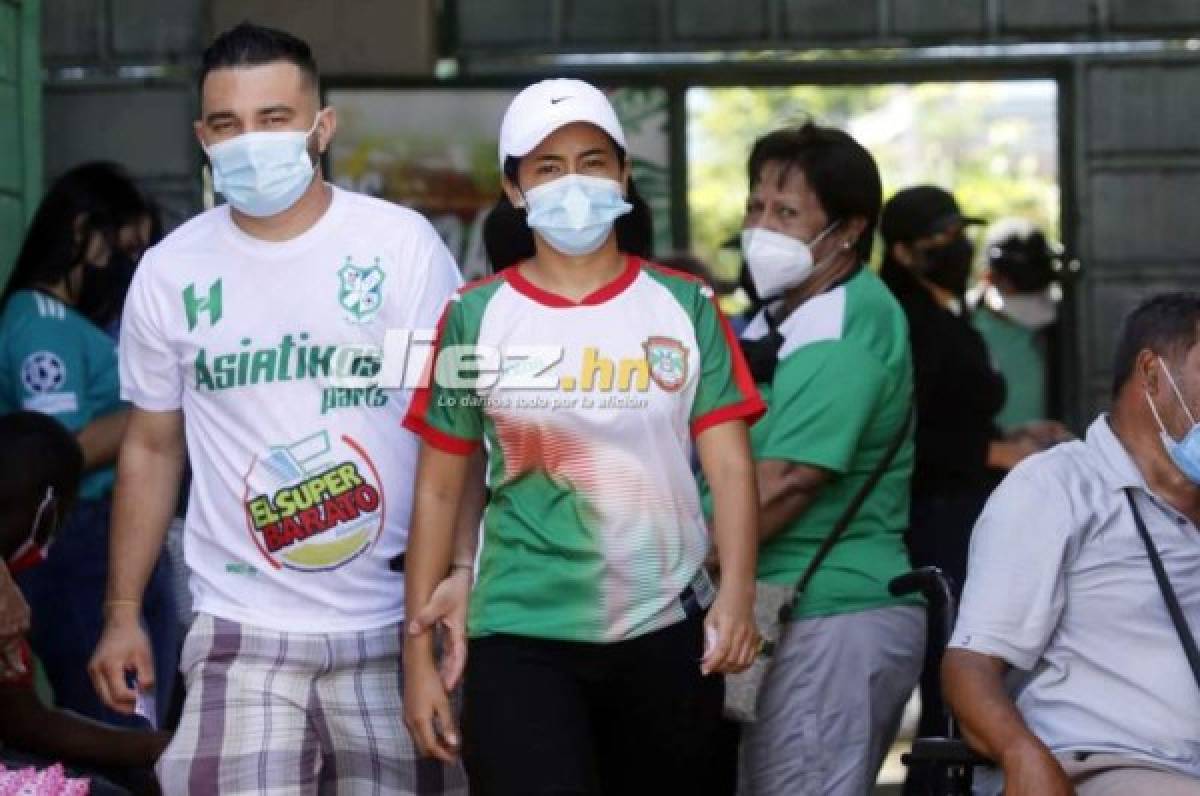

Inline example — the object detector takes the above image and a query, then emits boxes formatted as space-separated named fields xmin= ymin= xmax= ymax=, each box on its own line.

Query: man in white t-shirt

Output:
xmin=87 ymin=23 xmax=471 ymax=794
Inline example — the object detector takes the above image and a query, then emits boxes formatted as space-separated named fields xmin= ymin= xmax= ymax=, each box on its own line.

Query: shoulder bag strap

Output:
xmin=1124 ymin=488 xmax=1200 ymax=692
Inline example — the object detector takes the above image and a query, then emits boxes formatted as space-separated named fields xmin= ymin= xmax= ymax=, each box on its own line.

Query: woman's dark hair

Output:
xmin=3 ymin=164 xmax=120 ymax=311
xmin=1 ymin=162 xmax=157 ymax=327
xmin=482 ymin=138 xmax=654 ymax=271
xmin=72 ymin=162 xmax=160 ymax=327
xmin=1112 ymin=292 xmax=1200 ymax=398
xmin=747 ymin=122 xmax=881 ymax=262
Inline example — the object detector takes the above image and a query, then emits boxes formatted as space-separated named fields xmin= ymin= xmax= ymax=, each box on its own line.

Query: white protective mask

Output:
xmin=741 ymin=222 xmax=839 ymax=301
xmin=991 ymin=286 xmax=1058 ymax=330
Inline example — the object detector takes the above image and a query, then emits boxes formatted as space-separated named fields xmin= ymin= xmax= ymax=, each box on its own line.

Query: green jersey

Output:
xmin=0 ymin=290 xmax=123 ymax=499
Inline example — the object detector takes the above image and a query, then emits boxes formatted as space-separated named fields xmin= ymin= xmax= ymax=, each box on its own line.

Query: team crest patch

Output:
xmin=643 ymin=336 xmax=688 ymax=392
xmin=338 ymin=257 xmax=385 ymax=324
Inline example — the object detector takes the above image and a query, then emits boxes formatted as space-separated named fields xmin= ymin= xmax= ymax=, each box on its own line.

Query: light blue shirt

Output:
xmin=952 ymin=415 xmax=1200 ymax=781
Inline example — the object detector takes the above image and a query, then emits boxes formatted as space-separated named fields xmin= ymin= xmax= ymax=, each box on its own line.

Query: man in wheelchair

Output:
xmin=943 ymin=293 xmax=1200 ymax=795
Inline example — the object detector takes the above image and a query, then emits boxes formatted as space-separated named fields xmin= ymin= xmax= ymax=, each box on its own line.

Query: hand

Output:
xmin=1001 ymin=741 xmax=1074 ymax=796
xmin=0 ymin=565 xmax=30 ymax=641
xmin=988 ymin=436 xmax=1041 ymax=471
xmin=407 ymin=568 xmax=471 ymax=690
xmin=701 ymin=583 xmax=760 ymax=676
xmin=88 ymin=611 xmax=155 ymax=714
xmin=1016 ymin=420 xmax=1073 ymax=450
xmin=402 ymin=650 xmax=461 ymax=763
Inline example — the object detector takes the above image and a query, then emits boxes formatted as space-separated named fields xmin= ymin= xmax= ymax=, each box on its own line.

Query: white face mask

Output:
xmin=991 ymin=287 xmax=1058 ymax=330
xmin=741 ymin=222 xmax=839 ymax=301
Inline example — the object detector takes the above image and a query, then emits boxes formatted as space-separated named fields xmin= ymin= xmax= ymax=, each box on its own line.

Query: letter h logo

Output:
xmin=183 ymin=279 xmax=223 ymax=331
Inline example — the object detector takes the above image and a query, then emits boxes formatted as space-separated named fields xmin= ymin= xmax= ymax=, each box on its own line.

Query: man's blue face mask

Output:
xmin=204 ymin=113 xmax=322 ymax=218
xmin=1146 ymin=356 xmax=1200 ymax=485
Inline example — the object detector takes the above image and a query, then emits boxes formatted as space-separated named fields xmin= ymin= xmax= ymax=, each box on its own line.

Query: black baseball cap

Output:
xmin=880 ymin=185 xmax=985 ymax=244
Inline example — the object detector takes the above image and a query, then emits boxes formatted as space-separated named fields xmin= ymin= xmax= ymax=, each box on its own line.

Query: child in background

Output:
xmin=0 ymin=411 xmax=168 ymax=795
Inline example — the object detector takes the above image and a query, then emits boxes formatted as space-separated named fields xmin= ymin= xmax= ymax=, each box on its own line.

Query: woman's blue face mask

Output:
xmin=521 ymin=174 xmax=632 ymax=257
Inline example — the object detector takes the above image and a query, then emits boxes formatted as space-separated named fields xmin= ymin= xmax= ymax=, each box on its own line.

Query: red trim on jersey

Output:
xmin=691 ymin=398 xmax=766 ymax=438
xmin=644 ymin=261 xmax=708 ymax=286
xmin=402 ymin=415 xmax=480 ymax=455
xmin=505 ymin=255 xmax=640 ymax=307
xmin=690 ymin=288 xmax=766 ymax=436
xmin=402 ymin=299 xmax=482 ymax=456
xmin=404 ymin=301 xmax=454 ymax=427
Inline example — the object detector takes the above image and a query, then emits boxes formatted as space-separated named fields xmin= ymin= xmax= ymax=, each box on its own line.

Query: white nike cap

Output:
xmin=497 ymin=78 xmax=627 ymax=167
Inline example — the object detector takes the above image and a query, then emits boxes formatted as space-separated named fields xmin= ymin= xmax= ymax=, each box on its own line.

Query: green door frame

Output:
xmin=0 ymin=0 xmax=42 ymax=290
xmin=20 ymin=0 xmax=41 ymax=225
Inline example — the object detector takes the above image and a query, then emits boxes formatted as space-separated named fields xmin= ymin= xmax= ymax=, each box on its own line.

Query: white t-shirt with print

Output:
xmin=120 ymin=186 xmax=461 ymax=632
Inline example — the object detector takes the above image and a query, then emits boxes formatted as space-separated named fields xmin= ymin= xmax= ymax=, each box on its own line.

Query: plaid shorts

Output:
xmin=157 ymin=614 xmax=467 ymax=796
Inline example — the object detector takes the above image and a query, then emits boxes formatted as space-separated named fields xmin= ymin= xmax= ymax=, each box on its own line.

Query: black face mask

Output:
xmin=920 ymin=235 xmax=974 ymax=296
xmin=76 ymin=251 xmax=138 ymax=328
xmin=739 ymin=315 xmax=785 ymax=384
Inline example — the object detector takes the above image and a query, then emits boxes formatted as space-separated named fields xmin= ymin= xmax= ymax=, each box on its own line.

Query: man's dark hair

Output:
xmin=0 ymin=412 xmax=83 ymax=557
xmin=199 ymin=23 xmax=319 ymax=95
xmin=1112 ymin=292 xmax=1200 ymax=397
xmin=747 ymin=122 xmax=882 ymax=262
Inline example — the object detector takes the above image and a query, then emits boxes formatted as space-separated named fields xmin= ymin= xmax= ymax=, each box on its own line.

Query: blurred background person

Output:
xmin=880 ymin=185 xmax=1043 ymax=795
xmin=0 ymin=410 xmax=168 ymax=796
xmin=0 ymin=163 xmax=178 ymax=728
xmin=969 ymin=218 xmax=1071 ymax=445
xmin=724 ymin=123 xmax=925 ymax=796
xmin=67 ymin=162 xmax=162 ymax=338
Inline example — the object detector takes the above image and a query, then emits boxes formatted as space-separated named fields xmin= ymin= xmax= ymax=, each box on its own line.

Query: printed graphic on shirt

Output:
xmin=191 ymin=332 xmax=390 ymax=416
xmin=21 ymin=350 xmax=67 ymax=393
xmin=242 ymin=429 xmax=385 ymax=573
xmin=338 ymin=257 xmax=386 ymax=324
xmin=642 ymin=336 xmax=688 ymax=392
xmin=183 ymin=279 xmax=223 ymax=331
xmin=19 ymin=350 xmax=78 ymax=414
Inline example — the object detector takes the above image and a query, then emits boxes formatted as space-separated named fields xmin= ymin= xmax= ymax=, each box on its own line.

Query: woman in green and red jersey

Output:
xmin=402 ymin=78 xmax=764 ymax=795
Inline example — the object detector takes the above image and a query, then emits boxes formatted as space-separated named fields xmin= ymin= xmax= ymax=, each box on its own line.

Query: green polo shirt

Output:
xmin=706 ymin=268 xmax=920 ymax=620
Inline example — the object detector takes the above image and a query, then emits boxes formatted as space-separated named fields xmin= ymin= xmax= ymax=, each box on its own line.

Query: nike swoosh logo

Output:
xmin=550 ymin=97 xmax=570 ymax=104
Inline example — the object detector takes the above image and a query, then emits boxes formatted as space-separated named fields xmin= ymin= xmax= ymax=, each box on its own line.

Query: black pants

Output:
xmin=903 ymin=488 xmax=991 ymax=796
xmin=462 ymin=612 xmax=724 ymax=796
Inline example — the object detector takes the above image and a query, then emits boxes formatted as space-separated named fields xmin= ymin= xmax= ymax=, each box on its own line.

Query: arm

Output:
xmin=0 ymin=685 xmax=168 ymax=768
xmin=88 ymin=407 xmax=185 ymax=713
xmin=76 ymin=407 xmax=131 ymax=471
xmin=987 ymin=435 xmax=1041 ymax=471
xmin=0 ymin=564 xmax=29 ymax=640
xmin=942 ymin=649 xmax=1072 ymax=795
xmin=403 ymin=443 xmax=473 ymax=762
xmin=696 ymin=420 xmax=761 ymax=675
xmin=407 ymin=449 xmax=487 ymax=690
xmin=756 ymin=459 xmax=832 ymax=542
xmin=450 ymin=451 xmax=485 ymax=567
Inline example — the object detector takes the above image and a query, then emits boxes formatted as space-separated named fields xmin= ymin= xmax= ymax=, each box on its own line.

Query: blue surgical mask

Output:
xmin=205 ymin=113 xmax=322 ymax=218
xmin=522 ymin=174 xmax=632 ymax=257
xmin=1146 ymin=356 xmax=1200 ymax=484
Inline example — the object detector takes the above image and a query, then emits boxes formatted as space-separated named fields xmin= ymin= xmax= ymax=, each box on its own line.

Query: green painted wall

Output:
xmin=0 ymin=0 xmax=41 ymax=290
